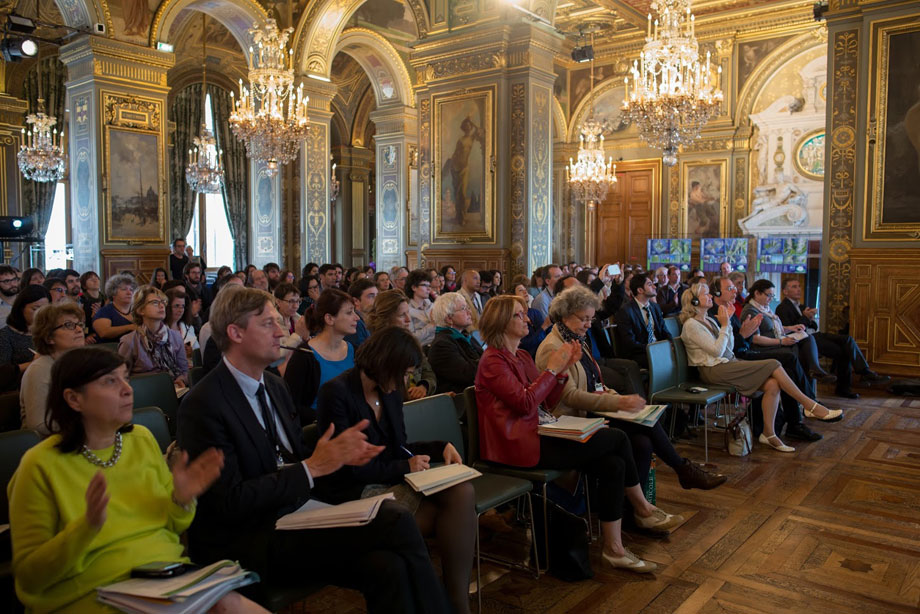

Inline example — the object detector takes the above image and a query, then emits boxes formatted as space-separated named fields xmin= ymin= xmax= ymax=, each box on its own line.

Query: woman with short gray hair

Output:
xmin=536 ymin=285 xmax=725 ymax=491
xmin=428 ymin=292 xmax=483 ymax=394
xmin=91 ymin=274 xmax=138 ymax=342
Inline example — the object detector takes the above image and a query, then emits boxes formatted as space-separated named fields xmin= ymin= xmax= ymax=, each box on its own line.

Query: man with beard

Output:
xmin=0 ymin=265 xmax=19 ymax=328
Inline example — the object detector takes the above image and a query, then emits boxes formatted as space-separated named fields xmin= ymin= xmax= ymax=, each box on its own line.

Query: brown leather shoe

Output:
xmin=676 ymin=459 xmax=727 ymax=490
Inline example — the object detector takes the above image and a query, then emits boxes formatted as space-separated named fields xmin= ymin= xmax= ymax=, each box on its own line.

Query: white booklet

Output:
xmin=275 ymin=493 xmax=394 ymax=530
xmin=404 ymin=463 xmax=482 ymax=496
xmin=97 ymin=560 xmax=258 ymax=614
xmin=596 ymin=404 xmax=668 ymax=426
xmin=785 ymin=331 xmax=809 ymax=342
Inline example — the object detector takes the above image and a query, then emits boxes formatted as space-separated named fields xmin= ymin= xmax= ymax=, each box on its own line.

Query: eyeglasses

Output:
xmin=50 ymin=287 xmax=66 ymax=294
xmin=512 ymin=311 xmax=527 ymax=320
xmin=54 ymin=321 xmax=86 ymax=331
xmin=146 ymin=299 xmax=167 ymax=307
xmin=417 ymin=283 xmax=430 ymax=288
xmin=0 ymin=277 xmax=17 ymax=284
xmin=307 ymin=285 xmax=319 ymax=291
xmin=284 ymin=298 xmax=301 ymax=306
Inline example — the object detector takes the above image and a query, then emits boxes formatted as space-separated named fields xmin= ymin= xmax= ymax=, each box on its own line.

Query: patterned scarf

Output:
xmin=140 ymin=323 xmax=182 ymax=379
xmin=748 ymin=300 xmax=785 ymax=339
xmin=556 ymin=321 xmax=601 ymax=390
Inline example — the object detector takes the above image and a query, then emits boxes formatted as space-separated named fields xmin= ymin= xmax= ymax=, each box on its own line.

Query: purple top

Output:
xmin=118 ymin=328 xmax=189 ymax=379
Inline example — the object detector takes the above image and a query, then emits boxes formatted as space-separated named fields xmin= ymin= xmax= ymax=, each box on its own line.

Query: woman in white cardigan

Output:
xmin=679 ymin=282 xmax=842 ymax=453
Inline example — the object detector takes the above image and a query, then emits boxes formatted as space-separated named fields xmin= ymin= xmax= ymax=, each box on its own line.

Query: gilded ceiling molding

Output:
xmin=52 ymin=0 xmax=96 ymax=29
xmin=735 ymin=28 xmax=827 ymax=127
xmin=418 ymin=49 xmax=506 ymax=86
xmin=336 ymin=28 xmax=415 ymax=108
xmin=148 ymin=0 xmax=269 ymax=57
xmin=552 ymin=95 xmax=565 ymax=141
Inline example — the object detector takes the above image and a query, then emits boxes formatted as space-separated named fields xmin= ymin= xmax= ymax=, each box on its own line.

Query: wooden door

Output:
xmin=596 ymin=161 xmax=659 ymax=267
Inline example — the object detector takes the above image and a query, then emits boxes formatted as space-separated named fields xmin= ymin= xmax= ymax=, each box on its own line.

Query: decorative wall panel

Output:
xmin=251 ymin=160 xmax=281 ymax=268
xmin=304 ymin=118 xmax=331 ymax=265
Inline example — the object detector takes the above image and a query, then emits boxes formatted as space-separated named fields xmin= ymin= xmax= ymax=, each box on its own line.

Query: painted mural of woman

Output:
xmin=123 ymin=0 xmax=152 ymax=37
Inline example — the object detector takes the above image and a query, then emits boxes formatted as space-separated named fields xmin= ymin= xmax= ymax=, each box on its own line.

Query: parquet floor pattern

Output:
xmin=283 ymin=388 xmax=920 ymax=613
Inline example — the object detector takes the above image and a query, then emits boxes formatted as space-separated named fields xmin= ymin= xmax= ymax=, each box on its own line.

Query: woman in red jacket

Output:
xmin=474 ymin=295 xmax=683 ymax=574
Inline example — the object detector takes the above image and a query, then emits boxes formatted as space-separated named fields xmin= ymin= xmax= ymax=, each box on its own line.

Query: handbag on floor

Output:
xmin=530 ymin=493 xmax=594 ymax=581
xmin=724 ymin=411 xmax=752 ymax=456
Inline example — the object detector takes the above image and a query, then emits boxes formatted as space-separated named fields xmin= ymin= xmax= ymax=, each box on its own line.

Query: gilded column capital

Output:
xmin=299 ymin=79 xmax=338 ymax=113
xmin=0 ymin=93 xmax=28 ymax=128
xmin=369 ymin=105 xmax=418 ymax=137
xmin=59 ymin=35 xmax=174 ymax=90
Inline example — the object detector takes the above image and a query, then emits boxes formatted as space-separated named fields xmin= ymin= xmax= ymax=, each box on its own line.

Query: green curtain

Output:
xmin=20 ymin=56 xmax=67 ymax=242
xmin=208 ymin=84 xmax=249 ymax=270
xmin=168 ymin=83 xmax=204 ymax=242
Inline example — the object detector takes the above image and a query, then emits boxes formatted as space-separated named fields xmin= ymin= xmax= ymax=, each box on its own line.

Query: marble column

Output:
xmin=59 ymin=36 xmax=174 ymax=276
xmin=369 ymin=104 xmax=417 ymax=272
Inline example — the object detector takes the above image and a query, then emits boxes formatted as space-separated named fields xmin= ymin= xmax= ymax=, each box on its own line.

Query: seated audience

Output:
xmin=316 ymin=327 xmax=476 ymax=614
xmin=0 ymin=264 xmax=19 ymax=328
xmin=478 ymin=271 xmax=493 ymax=298
xmin=165 ymin=287 xmax=198 ymax=360
xmin=428 ymin=269 xmax=444 ymax=301
xmin=20 ymin=302 xmax=86 ymax=434
xmin=489 ymin=270 xmax=503 ymax=296
xmin=318 ymin=264 xmax=339 ymax=291
xmin=509 ymin=275 xmax=552 ymax=357
xmin=741 ymin=279 xmax=835 ymax=383
xmin=285 ymin=289 xmax=357 ymax=423
xmin=297 ymin=273 xmax=321 ymax=315
xmin=527 ymin=267 xmax=544 ymax=298
xmin=21 ymin=267 xmax=45 ymax=287
xmin=8 ymin=348 xmax=267 ymax=613
xmin=679 ymin=282 xmax=843 ymax=453
xmin=654 ymin=267 xmax=668 ymax=288
xmin=374 ymin=270 xmax=391 ymax=292
xmin=656 ymin=266 xmax=687 ymax=316
xmin=441 ymin=265 xmax=458 ymax=292
xmin=536 ymin=287 xmax=725 ymax=490
xmin=43 ymin=277 xmax=69 ymax=304
xmin=177 ymin=287 xmax=449 ymax=612
xmin=247 ymin=268 xmax=269 ymax=291
xmin=428 ymin=292 xmax=483 ymax=394
xmin=92 ymin=274 xmax=138 ymax=343
xmin=457 ymin=270 xmax=484 ymax=324
xmin=406 ymin=269 xmax=436 ymax=346
xmin=151 ymin=267 xmax=168 ymax=289
xmin=263 ymin=262 xmax=282 ymax=290
xmin=776 ymin=278 xmax=889 ymax=398
xmin=614 ymin=273 xmax=672 ymax=368
xmin=61 ymin=269 xmax=81 ymax=302
xmin=0 ymin=284 xmax=50 ymax=369
xmin=367 ymin=290 xmax=436 ymax=399
xmin=216 ymin=265 xmax=233 ymax=280
xmin=78 ymin=271 xmax=105 ymax=331
xmin=531 ymin=264 xmax=563 ymax=319
xmin=185 ymin=262 xmax=212 ymax=315
xmin=273 ymin=281 xmax=306 ymax=343
xmin=475 ymin=295 xmax=682 ymax=573
xmin=345 ymin=278 xmax=377 ymax=349
xmin=728 ymin=271 xmax=746 ymax=318
xmin=709 ymin=276 xmax=822 ymax=442
xmin=118 ymin=286 xmax=189 ymax=386
xmin=200 ymin=275 xmax=245 ymax=373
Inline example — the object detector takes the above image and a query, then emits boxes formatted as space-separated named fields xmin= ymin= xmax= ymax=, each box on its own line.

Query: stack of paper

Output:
xmin=276 ymin=493 xmax=394 ymax=530
xmin=596 ymin=404 xmax=668 ymax=427
xmin=404 ymin=463 xmax=482 ymax=495
xmin=97 ymin=560 xmax=258 ymax=614
xmin=785 ymin=331 xmax=809 ymax=342
xmin=538 ymin=415 xmax=606 ymax=442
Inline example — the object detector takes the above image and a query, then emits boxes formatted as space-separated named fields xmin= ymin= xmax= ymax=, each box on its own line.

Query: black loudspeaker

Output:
xmin=0 ymin=216 xmax=34 ymax=238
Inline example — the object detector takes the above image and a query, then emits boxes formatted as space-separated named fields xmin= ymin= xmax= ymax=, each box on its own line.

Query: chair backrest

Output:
xmin=132 ymin=407 xmax=172 ymax=453
xmin=663 ymin=316 xmax=681 ymax=339
xmin=0 ymin=390 xmax=22 ymax=433
xmin=192 ymin=348 xmax=202 ymax=368
xmin=302 ymin=423 xmax=320 ymax=455
xmin=403 ymin=394 xmax=465 ymax=461
xmin=462 ymin=386 xmax=480 ymax=463
xmin=189 ymin=366 xmax=205 ymax=387
xmin=94 ymin=342 xmax=120 ymax=354
xmin=0 ymin=429 xmax=41 ymax=524
xmin=646 ymin=339 xmax=678 ymax=395
xmin=130 ymin=372 xmax=179 ymax=435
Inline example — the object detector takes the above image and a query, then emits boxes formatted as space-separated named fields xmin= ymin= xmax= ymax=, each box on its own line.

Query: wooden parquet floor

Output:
xmin=283 ymin=387 xmax=920 ymax=614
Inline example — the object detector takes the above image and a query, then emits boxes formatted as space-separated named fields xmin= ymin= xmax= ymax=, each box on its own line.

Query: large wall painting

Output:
xmin=433 ymin=88 xmax=494 ymax=241
xmin=867 ymin=19 xmax=920 ymax=239
xmin=681 ymin=161 xmax=728 ymax=238
xmin=737 ymin=35 xmax=793 ymax=92
xmin=105 ymin=127 xmax=164 ymax=242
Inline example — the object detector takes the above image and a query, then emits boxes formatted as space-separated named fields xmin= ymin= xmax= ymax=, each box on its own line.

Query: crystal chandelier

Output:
xmin=230 ymin=18 xmax=309 ymax=177
xmin=186 ymin=14 xmax=223 ymax=194
xmin=18 ymin=99 xmax=66 ymax=183
xmin=622 ymin=0 xmax=723 ymax=166
xmin=567 ymin=32 xmax=617 ymax=205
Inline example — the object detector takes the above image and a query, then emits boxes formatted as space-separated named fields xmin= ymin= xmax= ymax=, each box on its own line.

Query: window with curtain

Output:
xmin=186 ymin=93 xmax=235 ymax=268
xmin=44 ymin=182 xmax=68 ymax=270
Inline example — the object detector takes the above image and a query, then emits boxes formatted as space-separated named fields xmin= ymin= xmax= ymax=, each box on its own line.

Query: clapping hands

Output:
xmin=171 ymin=447 xmax=224 ymax=507
xmin=306 ymin=420 xmax=385 ymax=478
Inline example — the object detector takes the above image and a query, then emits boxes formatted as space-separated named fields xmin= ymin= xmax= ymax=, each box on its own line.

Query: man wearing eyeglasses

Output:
xmin=43 ymin=278 xmax=71 ymax=305
xmin=0 ymin=265 xmax=19 ymax=328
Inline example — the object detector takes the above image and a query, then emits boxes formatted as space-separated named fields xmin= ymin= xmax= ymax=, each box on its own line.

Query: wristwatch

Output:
xmin=546 ymin=367 xmax=558 ymax=377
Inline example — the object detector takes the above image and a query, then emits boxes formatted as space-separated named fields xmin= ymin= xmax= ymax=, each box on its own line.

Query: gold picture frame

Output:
xmin=680 ymin=160 xmax=729 ymax=238
xmin=864 ymin=17 xmax=920 ymax=241
xmin=104 ymin=125 xmax=166 ymax=244
xmin=793 ymin=128 xmax=825 ymax=181
xmin=432 ymin=87 xmax=495 ymax=243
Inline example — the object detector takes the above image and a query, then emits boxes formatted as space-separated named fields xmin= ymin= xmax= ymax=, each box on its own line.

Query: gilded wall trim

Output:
xmin=530 ymin=85 xmax=551 ymax=274
xmin=510 ymin=82 xmax=526 ymax=276
xmin=418 ymin=98 xmax=432 ymax=265
xmin=824 ymin=28 xmax=859 ymax=333
xmin=305 ymin=121 xmax=330 ymax=263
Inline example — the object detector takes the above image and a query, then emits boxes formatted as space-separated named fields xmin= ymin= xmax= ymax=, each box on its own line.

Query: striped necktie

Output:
xmin=643 ymin=305 xmax=656 ymax=344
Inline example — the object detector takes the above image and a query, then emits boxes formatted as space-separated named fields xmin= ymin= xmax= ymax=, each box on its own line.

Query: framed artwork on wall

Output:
xmin=865 ymin=17 xmax=920 ymax=240
xmin=433 ymin=87 xmax=495 ymax=242
xmin=681 ymin=160 xmax=728 ymax=238
xmin=104 ymin=126 xmax=165 ymax=243
xmin=793 ymin=129 xmax=825 ymax=181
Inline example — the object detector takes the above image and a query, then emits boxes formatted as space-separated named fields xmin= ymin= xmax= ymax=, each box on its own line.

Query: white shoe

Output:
xmin=602 ymin=548 xmax=658 ymax=573
xmin=759 ymin=433 xmax=795 ymax=452
xmin=634 ymin=508 xmax=684 ymax=534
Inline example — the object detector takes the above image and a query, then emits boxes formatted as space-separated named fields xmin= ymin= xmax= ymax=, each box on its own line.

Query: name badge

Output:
xmin=594 ymin=383 xmax=605 ymax=393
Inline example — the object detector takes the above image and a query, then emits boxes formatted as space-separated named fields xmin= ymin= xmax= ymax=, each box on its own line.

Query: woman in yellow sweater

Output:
xmin=7 ymin=347 xmax=268 ymax=613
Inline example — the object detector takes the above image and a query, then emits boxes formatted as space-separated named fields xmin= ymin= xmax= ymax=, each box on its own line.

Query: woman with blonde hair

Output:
xmin=118 ymin=285 xmax=189 ymax=387
xmin=679 ymin=282 xmax=842 ymax=453
xmin=476 ymin=295 xmax=682 ymax=573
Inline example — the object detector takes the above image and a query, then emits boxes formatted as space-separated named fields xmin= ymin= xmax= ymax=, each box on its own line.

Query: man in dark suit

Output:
xmin=777 ymin=279 xmax=889 ymax=398
xmin=711 ymin=276 xmax=822 ymax=441
xmin=656 ymin=266 xmax=688 ymax=316
xmin=177 ymin=286 xmax=449 ymax=613
xmin=614 ymin=273 xmax=672 ymax=368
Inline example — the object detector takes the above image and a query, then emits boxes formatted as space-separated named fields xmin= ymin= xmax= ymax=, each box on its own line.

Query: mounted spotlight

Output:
xmin=0 ymin=37 xmax=38 ymax=62
xmin=571 ymin=45 xmax=594 ymax=63
xmin=0 ymin=216 xmax=34 ymax=239
xmin=6 ymin=14 xmax=37 ymax=34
